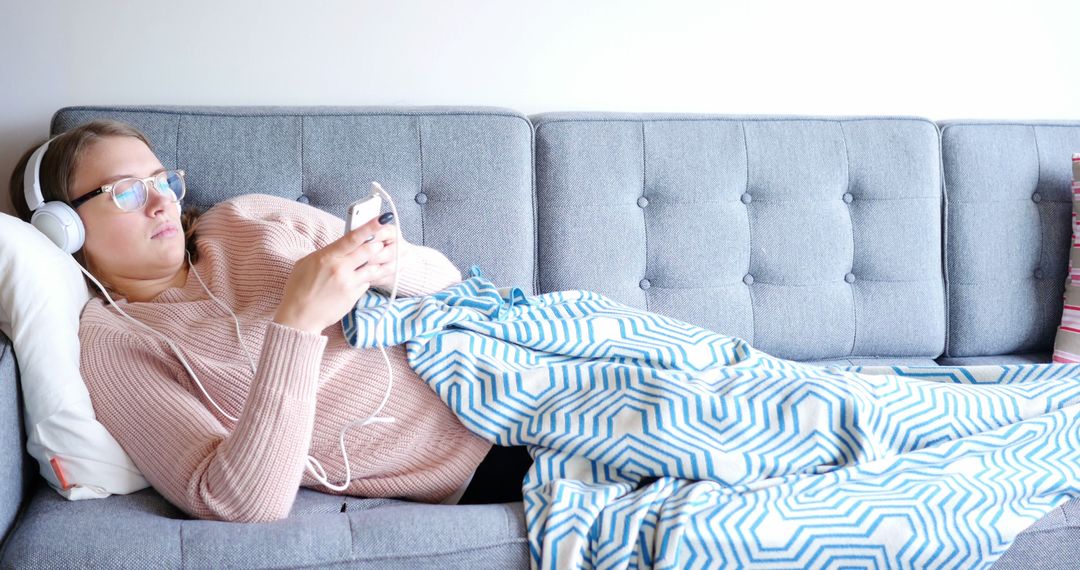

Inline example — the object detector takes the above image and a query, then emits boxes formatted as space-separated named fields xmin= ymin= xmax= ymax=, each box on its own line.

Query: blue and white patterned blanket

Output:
xmin=343 ymin=269 xmax=1080 ymax=569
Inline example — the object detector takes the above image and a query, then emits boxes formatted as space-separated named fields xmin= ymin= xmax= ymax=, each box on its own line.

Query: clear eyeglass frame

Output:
xmin=71 ymin=169 xmax=186 ymax=212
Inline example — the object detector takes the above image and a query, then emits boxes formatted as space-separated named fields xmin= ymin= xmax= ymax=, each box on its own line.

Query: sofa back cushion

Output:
xmin=52 ymin=106 xmax=537 ymax=293
xmin=938 ymin=121 xmax=1080 ymax=357
xmin=532 ymin=113 xmax=945 ymax=361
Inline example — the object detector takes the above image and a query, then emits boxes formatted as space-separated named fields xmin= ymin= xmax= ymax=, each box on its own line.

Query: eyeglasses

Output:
xmin=70 ymin=169 xmax=186 ymax=212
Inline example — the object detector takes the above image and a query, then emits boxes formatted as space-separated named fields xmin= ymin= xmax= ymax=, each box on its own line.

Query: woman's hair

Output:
xmin=8 ymin=120 xmax=203 ymax=269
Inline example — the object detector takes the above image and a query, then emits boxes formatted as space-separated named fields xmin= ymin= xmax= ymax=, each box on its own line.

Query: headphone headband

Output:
xmin=23 ymin=136 xmax=58 ymax=212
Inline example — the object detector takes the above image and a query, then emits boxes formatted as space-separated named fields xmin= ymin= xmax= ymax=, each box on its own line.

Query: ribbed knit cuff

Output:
xmin=191 ymin=321 xmax=330 ymax=522
xmin=255 ymin=321 xmax=328 ymax=400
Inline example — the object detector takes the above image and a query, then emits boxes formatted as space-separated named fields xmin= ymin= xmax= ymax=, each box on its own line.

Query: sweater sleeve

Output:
xmin=373 ymin=242 xmax=464 ymax=298
xmin=213 ymin=194 xmax=462 ymax=296
xmin=80 ymin=320 xmax=327 ymax=523
xmin=212 ymin=193 xmax=347 ymax=252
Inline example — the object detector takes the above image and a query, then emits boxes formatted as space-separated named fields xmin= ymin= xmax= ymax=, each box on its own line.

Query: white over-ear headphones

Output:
xmin=23 ymin=135 xmax=183 ymax=254
xmin=23 ymin=136 xmax=84 ymax=254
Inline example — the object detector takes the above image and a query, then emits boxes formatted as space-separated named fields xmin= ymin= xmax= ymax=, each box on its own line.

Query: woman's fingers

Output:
xmin=326 ymin=224 xmax=379 ymax=257
xmin=331 ymin=220 xmax=396 ymax=259
xmin=372 ymin=225 xmax=399 ymax=245
xmin=357 ymin=215 xmax=398 ymax=237
xmin=345 ymin=239 xmax=383 ymax=269
xmin=368 ymin=239 xmax=402 ymax=264
xmin=354 ymin=263 xmax=383 ymax=283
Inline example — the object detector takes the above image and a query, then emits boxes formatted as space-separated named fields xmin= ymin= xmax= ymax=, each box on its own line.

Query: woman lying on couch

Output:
xmin=8 ymin=120 xmax=531 ymax=522
xmin=12 ymin=120 xmax=1080 ymax=569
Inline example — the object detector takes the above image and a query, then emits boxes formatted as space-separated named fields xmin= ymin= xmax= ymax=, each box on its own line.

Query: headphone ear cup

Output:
xmin=30 ymin=201 xmax=85 ymax=254
xmin=176 ymin=202 xmax=182 ymax=216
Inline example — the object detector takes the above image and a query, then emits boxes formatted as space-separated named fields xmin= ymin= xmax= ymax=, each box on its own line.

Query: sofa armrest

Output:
xmin=0 ymin=331 xmax=30 ymax=549
xmin=0 ymin=333 xmax=9 ymax=373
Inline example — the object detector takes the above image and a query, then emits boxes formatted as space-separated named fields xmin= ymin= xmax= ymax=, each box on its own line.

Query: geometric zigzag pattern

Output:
xmin=343 ymin=267 xmax=1080 ymax=570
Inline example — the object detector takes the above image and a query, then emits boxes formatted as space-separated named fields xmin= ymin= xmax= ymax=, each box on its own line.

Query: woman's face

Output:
xmin=68 ymin=136 xmax=186 ymax=288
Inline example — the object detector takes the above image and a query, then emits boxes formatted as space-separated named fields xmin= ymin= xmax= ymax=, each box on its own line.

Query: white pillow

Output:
xmin=0 ymin=212 xmax=148 ymax=499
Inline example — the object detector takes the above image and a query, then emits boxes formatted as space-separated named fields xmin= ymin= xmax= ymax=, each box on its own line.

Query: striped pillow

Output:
xmin=1052 ymin=153 xmax=1080 ymax=363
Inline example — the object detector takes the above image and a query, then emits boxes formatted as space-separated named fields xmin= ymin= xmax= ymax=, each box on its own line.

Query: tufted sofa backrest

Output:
xmin=45 ymin=109 xmax=1080 ymax=362
xmin=532 ymin=113 xmax=946 ymax=362
xmin=937 ymin=120 xmax=1080 ymax=357
xmin=51 ymin=106 xmax=537 ymax=293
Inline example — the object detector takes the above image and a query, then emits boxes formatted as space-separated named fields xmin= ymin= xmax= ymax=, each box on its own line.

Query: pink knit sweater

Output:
xmin=78 ymin=194 xmax=491 ymax=523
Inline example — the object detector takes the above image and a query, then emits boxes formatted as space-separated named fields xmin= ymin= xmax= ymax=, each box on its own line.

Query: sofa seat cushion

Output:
xmin=991 ymin=497 xmax=1080 ymax=569
xmin=935 ymin=352 xmax=1051 ymax=366
xmin=802 ymin=352 xmax=1051 ymax=367
xmin=802 ymin=356 xmax=940 ymax=367
xmin=0 ymin=484 xmax=528 ymax=569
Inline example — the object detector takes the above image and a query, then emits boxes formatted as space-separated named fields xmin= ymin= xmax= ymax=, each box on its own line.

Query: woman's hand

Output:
xmin=272 ymin=216 xmax=400 ymax=335
xmin=365 ymin=220 xmax=415 ymax=291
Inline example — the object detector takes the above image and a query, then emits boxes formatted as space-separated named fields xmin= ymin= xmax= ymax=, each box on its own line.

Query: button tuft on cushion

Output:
xmin=415 ymin=192 xmax=428 ymax=205
xmin=1035 ymin=268 xmax=1045 ymax=280
xmin=743 ymin=274 xmax=754 ymax=285
xmin=842 ymin=193 xmax=854 ymax=204
xmin=639 ymin=278 xmax=651 ymax=290
xmin=740 ymin=193 xmax=752 ymax=205
xmin=845 ymin=273 xmax=856 ymax=284
xmin=637 ymin=196 xmax=649 ymax=208
xmin=1032 ymin=192 xmax=1042 ymax=203
xmin=296 ymin=194 xmax=310 ymax=204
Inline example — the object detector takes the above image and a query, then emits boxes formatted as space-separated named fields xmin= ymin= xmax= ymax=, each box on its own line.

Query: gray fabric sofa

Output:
xmin=1 ymin=106 xmax=1079 ymax=568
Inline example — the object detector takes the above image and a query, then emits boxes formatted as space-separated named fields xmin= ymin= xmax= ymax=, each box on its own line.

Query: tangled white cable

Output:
xmin=80 ymin=182 xmax=404 ymax=493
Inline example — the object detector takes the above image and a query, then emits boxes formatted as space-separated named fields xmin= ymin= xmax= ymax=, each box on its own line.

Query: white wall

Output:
xmin=2 ymin=0 xmax=1078 ymax=215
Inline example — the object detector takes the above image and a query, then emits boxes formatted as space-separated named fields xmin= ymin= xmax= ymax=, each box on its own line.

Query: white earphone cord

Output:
xmin=80 ymin=185 xmax=403 ymax=493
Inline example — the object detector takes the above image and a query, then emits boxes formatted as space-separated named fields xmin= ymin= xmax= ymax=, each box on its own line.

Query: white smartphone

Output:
xmin=346 ymin=191 xmax=383 ymax=235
